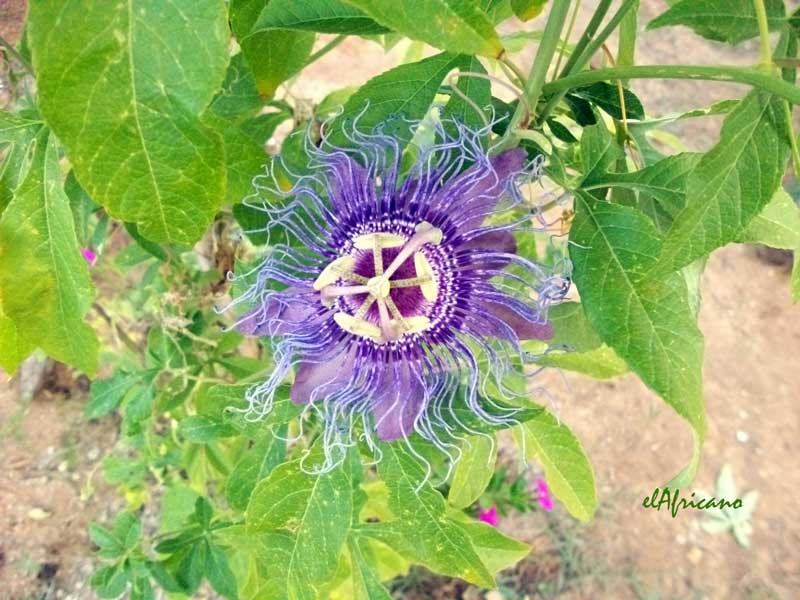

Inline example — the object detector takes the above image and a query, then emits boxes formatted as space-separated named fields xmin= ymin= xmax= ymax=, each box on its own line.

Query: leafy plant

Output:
xmin=1 ymin=0 xmax=798 ymax=597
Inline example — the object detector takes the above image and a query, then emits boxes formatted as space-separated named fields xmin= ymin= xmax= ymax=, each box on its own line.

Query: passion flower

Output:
xmin=233 ymin=116 xmax=564 ymax=471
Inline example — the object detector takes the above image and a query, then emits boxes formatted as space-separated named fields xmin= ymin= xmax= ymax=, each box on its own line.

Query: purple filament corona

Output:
xmin=228 ymin=111 xmax=569 ymax=474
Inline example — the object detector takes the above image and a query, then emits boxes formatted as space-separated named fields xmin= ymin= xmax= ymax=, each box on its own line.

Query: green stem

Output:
xmin=752 ymin=0 xmax=773 ymax=68
xmin=497 ymin=0 xmax=571 ymax=151
xmin=541 ymin=65 xmax=800 ymax=105
xmin=307 ymin=35 xmax=346 ymax=65
xmin=558 ymin=0 xmax=613 ymax=78
xmin=783 ymin=100 xmax=800 ymax=178
xmin=553 ymin=0 xmax=582 ymax=78
xmin=0 ymin=34 xmax=33 ymax=76
xmin=538 ymin=0 xmax=639 ymax=124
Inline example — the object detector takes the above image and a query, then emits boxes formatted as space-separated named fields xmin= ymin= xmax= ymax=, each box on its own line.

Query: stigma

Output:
xmin=313 ymin=222 xmax=443 ymax=344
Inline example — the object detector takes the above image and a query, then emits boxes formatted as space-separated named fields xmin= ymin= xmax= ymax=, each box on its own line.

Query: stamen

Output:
xmin=413 ymin=252 xmax=438 ymax=301
xmin=333 ymin=313 xmax=382 ymax=341
xmin=382 ymin=221 xmax=443 ymax=279
xmin=353 ymin=295 xmax=376 ymax=320
xmin=376 ymin=297 xmax=400 ymax=341
xmin=313 ymin=255 xmax=356 ymax=290
xmin=390 ymin=276 xmax=434 ymax=288
xmin=353 ymin=232 xmax=405 ymax=250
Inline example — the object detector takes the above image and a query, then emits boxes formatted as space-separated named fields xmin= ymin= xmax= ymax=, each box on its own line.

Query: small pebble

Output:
xmin=736 ymin=430 xmax=749 ymax=443
xmin=28 ymin=507 xmax=51 ymax=520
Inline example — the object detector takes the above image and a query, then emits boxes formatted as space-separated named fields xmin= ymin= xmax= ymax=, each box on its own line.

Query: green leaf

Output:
xmin=176 ymin=540 xmax=207 ymax=594
xmin=254 ymin=531 xmax=317 ymax=600
xmin=511 ymin=0 xmax=548 ymax=21
xmin=343 ymin=0 xmax=504 ymax=57
xmin=377 ymin=444 xmax=495 ymax=588
xmin=736 ymin=188 xmax=800 ymax=249
xmin=657 ymin=90 xmax=791 ymax=273
xmin=253 ymin=0 xmax=389 ymax=34
xmin=792 ymin=252 xmax=800 ymax=301
xmin=232 ymin=0 xmax=315 ymax=98
xmin=89 ymin=523 xmax=125 ymax=559
xmin=205 ymin=541 xmax=239 ymax=600
xmin=580 ymin=123 xmax=624 ymax=184
xmin=103 ymin=455 xmax=147 ymax=487
xmin=585 ymin=152 xmax=702 ymax=233
xmin=571 ymin=82 xmax=645 ymax=121
xmin=348 ymin=539 xmax=393 ymax=600
xmin=333 ymin=52 xmax=472 ymax=146
xmin=514 ymin=410 xmax=597 ymax=522
xmin=179 ymin=416 xmax=239 ymax=444
xmin=0 ymin=299 xmax=33 ymax=373
xmin=570 ymin=193 xmax=706 ymax=439
xmin=0 ymin=132 xmax=99 ymax=375
xmin=450 ymin=517 xmax=530 ymax=574
xmin=225 ymin=428 xmax=287 ymax=511
xmin=1 ymin=113 xmax=43 ymax=214
xmin=209 ymin=54 xmax=264 ymax=123
xmin=246 ymin=458 xmax=354 ymax=585
xmin=91 ymin=565 xmax=129 ymax=598
xmin=448 ymin=434 xmax=497 ymax=509
xmin=86 ymin=371 xmax=139 ymax=419
xmin=534 ymin=345 xmax=629 ymax=379
xmin=648 ymin=0 xmax=786 ymax=45
xmin=27 ymin=0 xmax=229 ymax=245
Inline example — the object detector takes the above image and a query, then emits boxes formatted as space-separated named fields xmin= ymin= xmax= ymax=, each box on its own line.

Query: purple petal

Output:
xmin=237 ymin=287 xmax=317 ymax=337
xmin=371 ymin=361 xmax=426 ymax=441
xmin=479 ymin=299 xmax=554 ymax=341
xmin=457 ymin=229 xmax=517 ymax=254
xmin=291 ymin=346 xmax=357 ymax=405
xmin=435 ymin=148 xmax=527 ymax=232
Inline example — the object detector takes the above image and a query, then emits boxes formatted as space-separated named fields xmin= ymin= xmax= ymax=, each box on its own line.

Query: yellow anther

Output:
xmin=413 ymin=252 xmax=438 ymax=301
xmin=400 ymin=315 xmax=431 ymax=334
xmin=366 ymin=276 xmax=391 ymax=298
xmin=414 ymin=221 xmax=443 ymax=245
xmin=333 ymin=313 xmax=382 ymax=340
xmin=313 ymin=256 xmax=355 ymax=291
xmin=353 ymin=232 xmax=406 ymax=250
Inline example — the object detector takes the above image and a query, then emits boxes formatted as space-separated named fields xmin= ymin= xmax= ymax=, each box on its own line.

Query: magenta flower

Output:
xmin=536 ymin=478 xmax=554 ymax=511
xmin=81 ymin=248 xmax=97 ymax=264
xmin=232 ymin=116 xmax=567 ymax=471
xmin=478 ymin=505 xmax=499 ymax=527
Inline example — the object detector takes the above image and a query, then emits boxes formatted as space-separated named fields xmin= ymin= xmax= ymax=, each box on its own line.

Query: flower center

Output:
xmin=313 ymin=222 xmax=443 ymax=344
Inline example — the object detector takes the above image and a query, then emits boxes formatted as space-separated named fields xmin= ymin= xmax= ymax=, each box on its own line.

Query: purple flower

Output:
xmin=478 ymin=505 xmax=499 ymax=527
xmin=232 ymin=115 xmax=566 ymax=471
xmin=81 ymin=248 xmax=97 ymax=264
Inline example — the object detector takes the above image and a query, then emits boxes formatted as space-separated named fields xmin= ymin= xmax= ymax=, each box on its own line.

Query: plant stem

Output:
xmin=541 ymin=65 xmax=800 ymax=105
xmin=538 ymin=0 xmax=639 ymax=124
xmin=0 ymin=34 xmax=33 ymax=76
xmin=783 ymin=100 xmax=800 ymax=178
xmin=752 ymin=0 xmax=773 ymax=68
xmin=307 ymin=35 xmax=346 ymax=65
xmin=497 ymin=0 xmax=571 ymax=151
xmin=558 ymin=0 xmax=613 ymax=78
xmin=553 ymin=0 xmax=582 ymax=79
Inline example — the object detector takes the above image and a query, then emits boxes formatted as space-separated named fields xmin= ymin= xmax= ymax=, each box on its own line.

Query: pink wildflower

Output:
xmin=536 ymin=478 xmax=554 ymax=512
xmin=81 ymin=248 xmax=97 ymax=265
xmin=478 ymin=505 xmax=499 ymax=527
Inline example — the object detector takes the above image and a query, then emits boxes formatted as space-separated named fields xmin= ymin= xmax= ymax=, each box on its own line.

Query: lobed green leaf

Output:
xmin=27 ymin=0 xmax=229 ymax=245
xmin=656 ymin=90 xmax=791 ymax=273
